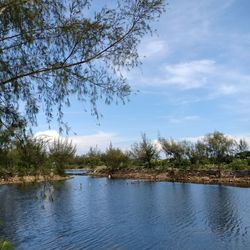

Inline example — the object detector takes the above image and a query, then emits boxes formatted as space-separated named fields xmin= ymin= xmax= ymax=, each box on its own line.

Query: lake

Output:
xmin=0 ymin=175 xmax=250 ymax=249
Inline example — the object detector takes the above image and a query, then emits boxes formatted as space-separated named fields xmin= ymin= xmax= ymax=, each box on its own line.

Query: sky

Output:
xmin=34 ymin=0 xmax=250 ymax=153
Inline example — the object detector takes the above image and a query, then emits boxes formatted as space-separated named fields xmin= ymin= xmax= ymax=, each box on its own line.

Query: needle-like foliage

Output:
xmin=0 ymin=0 xmax=165 ymax=132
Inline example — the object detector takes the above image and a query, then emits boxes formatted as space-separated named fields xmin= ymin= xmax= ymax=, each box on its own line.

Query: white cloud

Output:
xmin=34 ymin=130 xmax=132 ymax=154
xmin=216 ymin=84 xmax=238 ymax=95
xmin=138 ymin=39 xmax=169 ymax=59
xmin=128 ymin=59 xmax=216 ymax=89
xmin=162 ymin=60 xmax=215 ymax=89
xmin=69 ymin=132 xmax=118 ymax=153
xmin=161 ymin=115 xmax=200 ymax=124
xmin=127 ymin=57 xmax=250 ymax=123
xmin=231 ymin=134 xmax=250 ymax=147
xmin=34 ymin=130 xmax=60 ymax=141
xmin=130 ymin=59 xmax=250 ymax=98
xmin=153 ymin=139 xmax=163 ymax=151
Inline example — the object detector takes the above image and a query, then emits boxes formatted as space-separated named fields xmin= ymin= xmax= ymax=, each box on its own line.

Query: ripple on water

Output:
xmin=1 ymin=176 xmax=250 ymax=250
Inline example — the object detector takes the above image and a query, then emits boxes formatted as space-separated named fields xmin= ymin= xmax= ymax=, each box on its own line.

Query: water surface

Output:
xmin=0 ymin=176 xmax=250 ymax=249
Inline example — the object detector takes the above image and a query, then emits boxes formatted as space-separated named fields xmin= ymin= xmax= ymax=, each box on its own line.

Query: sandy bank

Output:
xmin=88 ymin=169 xmax=250 ymax=187
xmin=0 ymin=175 xmax=70 ymax=185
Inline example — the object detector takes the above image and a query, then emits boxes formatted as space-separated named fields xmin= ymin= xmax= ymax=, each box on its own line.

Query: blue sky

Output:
xmin=35 ymin=0 xmax=250 ymax=153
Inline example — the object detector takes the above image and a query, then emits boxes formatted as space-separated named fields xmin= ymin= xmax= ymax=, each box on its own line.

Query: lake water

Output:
xmin=1 ymin=175 xmax=250 ymax=249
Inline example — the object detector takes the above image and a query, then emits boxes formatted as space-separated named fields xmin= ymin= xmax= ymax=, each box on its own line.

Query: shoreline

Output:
xmin=2 ymin=169 xmax=250 ymax=188
xmin=88 ymin=169 xmax=250 ymax=188
xmin=0 ymin=175 xmax=71 ymax=185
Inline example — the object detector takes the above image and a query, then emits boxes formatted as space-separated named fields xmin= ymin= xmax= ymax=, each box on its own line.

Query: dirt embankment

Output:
xmin=0 ymin=175 xmax=70 ymax=185
xmin=89 ymin=169 xmax=250 ymax=187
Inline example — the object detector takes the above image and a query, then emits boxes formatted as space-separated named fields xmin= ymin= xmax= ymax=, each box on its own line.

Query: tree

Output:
xmin=13 ymin=135 xmax=48 ymax=175
xmin=158 ymin=138 xmax=184 ymax=167
xmin=192 ymin=140 xmax=209 ymax=166
xmin=0 ymin=126 xmax=37 ymax=175
xmin=0 ymin=0 xmax=165 ymax=132
xmin=102 ymin=143 xmax=129 ymax=171
xmin=85 ymin=146 xmax=103 ymax=168
xmin=131 ymin=133 xmax=159 ymax=168
xmin=204 ymin=131 xmax=236 ymax=164
xmin=49 ymin=138 xmax=76 ymax=175
xmin=236 ymin=139 xmax=248 ymax=153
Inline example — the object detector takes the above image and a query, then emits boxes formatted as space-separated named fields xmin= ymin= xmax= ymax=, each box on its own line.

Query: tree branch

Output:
xmin=0 ymin=22 xmax=137 ymax=86
xmin=0 ymin=0 xmax=29 ymax=16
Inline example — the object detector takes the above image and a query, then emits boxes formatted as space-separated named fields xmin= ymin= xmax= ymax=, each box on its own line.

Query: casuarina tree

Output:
xmin=0 ymin=0 xmax=165 ymax=133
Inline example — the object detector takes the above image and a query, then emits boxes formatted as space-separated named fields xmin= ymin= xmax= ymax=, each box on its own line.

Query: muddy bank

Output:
xmin=0 ymin=175 xmax=71 ymax=185
xmin=89 ymin=169 xmax=250 ymax=187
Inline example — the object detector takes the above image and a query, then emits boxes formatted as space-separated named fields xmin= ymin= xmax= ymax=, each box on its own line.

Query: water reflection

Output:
xmin=0 ymin=177 xmax=250 ymax=249
xmin=204 ymin=186 xmax=241 ymax=240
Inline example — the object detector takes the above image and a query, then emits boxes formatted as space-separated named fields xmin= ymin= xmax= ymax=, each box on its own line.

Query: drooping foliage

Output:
xmin=0 ymin=0 xmax=165 ymax=132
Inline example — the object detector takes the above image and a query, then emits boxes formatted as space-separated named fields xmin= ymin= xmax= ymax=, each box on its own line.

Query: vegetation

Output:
xmin=0 ymin=0 xmax=165 ymax=133
xmin=158 ymin=138 xmax=187 ymax=168
xmin=0 ymin=0 xmax=166 ymax=178
xmin=0 ymin=239 xmax=13 ymax=250
xmin=130 ymin=133 xmax=160 ymax=168
xmin=0 ymin=0 xmax=165 ymax=179
xmin=49 ymin=139 xmax=76 ymax=175
xmin=70 ymin=131 xmax=250 ymax=172
xmin=0 ymin=130 xmax=249 ymax=178
xmin=102 ymin=143 xmax=129 ymax=171
xmin=0 ymin=130 xmax=76 ymax=178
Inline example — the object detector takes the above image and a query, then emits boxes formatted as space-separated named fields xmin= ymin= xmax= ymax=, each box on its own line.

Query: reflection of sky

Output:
xmin=33 ymin=0 xmax=250 ymax=153
xmin=1 ymin=177 xmax=250 ymax=249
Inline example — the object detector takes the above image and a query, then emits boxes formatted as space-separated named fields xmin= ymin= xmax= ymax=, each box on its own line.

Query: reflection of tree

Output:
xmin=41 ymin=180 xmax=74 ymax=245
xmin=169 ymin=184 xmax=196 ymax=229
xmin=0 ymin=184 xmax=45 ymax=244
xmin=0 ymin=186 xmax=18 ymax=238
xmin=0 ymin=181 xmax=73 ymax=248
xmin=204 ymin=186 xmax=239 ymax=237
xmin=47 ymin=180 xmax=74 ymax=215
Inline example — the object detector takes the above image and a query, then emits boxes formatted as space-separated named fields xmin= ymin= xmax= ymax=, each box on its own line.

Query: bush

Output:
xmin=84 ymin=147 xmax=104 ymax=168
xmin=49 ymin=139 xmax=76 ymax=175
xmin=130 ymin=133 xmax=159 ymax=168
xmin=13 ymin=137 xmax=48 ymax=175
xmin=229 ymin=159 xmax=248 ymax=170
xmin=102 ymin=144 xmax=129 ymax=171
xmin=0 ymin=239 xmax=13 ymax=250
xmin=155 ymin=160 xmax=172 ymax=171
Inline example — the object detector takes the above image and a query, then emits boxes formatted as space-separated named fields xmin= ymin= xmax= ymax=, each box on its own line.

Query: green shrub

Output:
xmin=11 ymin=136 xmax=48 ymax=176
xmin=0 ymin=239 xmax=14 ymax=250
xmin=229 ymin=159 xmax=248 ymax=170
xmin=49 ymin=139 xmax=76 ymax=175
xmin=84 ymin=147 xmax=104 ymax=168
xmin=130 ymin=133 xmax=159 ymax=168
xmin=102 ymin=144 xmax=129 ymax=171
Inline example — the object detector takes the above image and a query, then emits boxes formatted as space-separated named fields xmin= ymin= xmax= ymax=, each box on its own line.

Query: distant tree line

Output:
xmin=0 ymin=130 xmax=249 ymax=178
xmin=72 ymin=131 xmax=250 ymax=172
